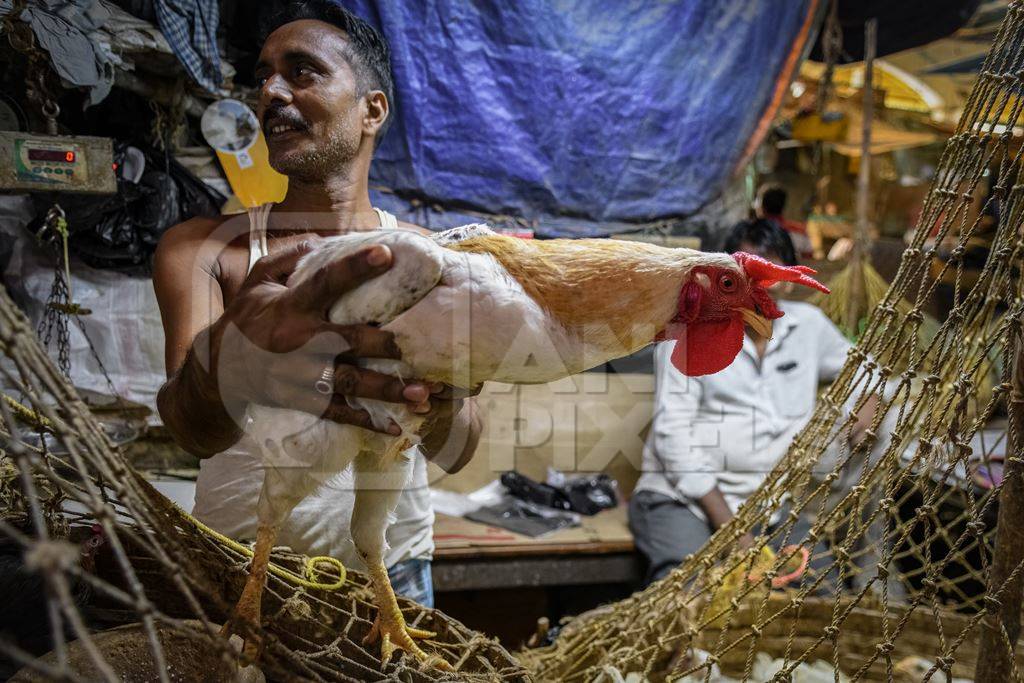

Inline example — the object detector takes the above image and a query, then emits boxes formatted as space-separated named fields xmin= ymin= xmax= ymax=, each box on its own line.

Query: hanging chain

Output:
xmin=32 ymin=207 xmax=128 ymax=421
xmin=34 ymin=206 xmax=74 ymax=378
xmin=26 ymin=65 xmax=59 ymax=136
xmin=3 ymin=1 xmax=61 ymax=135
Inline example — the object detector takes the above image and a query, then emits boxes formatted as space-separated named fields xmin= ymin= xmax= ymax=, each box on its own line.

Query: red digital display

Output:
xmin=28 ymin=149 xmax=75 ymax=163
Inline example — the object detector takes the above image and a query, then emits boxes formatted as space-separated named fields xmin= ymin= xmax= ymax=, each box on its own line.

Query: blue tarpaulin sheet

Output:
xmin=343 ymin=1 xmax=820 ymax=236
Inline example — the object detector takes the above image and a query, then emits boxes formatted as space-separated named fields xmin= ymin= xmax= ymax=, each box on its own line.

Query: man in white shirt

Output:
xmin=629 ymin=219 xmax=873 ymax=585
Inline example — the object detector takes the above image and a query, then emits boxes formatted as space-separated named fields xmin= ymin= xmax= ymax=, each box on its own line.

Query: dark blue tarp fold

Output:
xmin=343 ymin=0 xmax=819 ymax=236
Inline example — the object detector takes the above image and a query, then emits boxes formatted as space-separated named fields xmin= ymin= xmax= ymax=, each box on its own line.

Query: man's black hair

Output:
xmin=759 ymin=185 xmax=787 ymax=216
xmin=262 ymin=1 xmax=395 ymax=143
xmin=723 ymin=218 xmax=798 ymax=267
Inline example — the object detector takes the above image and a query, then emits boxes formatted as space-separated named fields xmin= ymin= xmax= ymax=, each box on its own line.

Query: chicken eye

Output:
xmin=718 ymin=274 xmax=737 ymax=293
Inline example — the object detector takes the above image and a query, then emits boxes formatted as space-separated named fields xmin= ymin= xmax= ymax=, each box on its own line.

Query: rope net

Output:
xmin=0 ymin=290 xmax=530 ymax=681
xmin=524 ymin=4 xmax=1024 ymax=682
xmin=3 ymin=4 xmax=1024 ymax=683
xmin=0 ymin=250 xmax=529 ymax=678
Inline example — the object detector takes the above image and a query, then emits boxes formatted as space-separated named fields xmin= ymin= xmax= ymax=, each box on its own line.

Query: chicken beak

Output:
xmin=740 ymin=308 xmax=773 ymax=339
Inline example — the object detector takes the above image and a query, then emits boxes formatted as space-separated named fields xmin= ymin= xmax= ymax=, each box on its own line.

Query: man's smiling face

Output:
xmin=255 ymin=19 xmax=368 ymax=180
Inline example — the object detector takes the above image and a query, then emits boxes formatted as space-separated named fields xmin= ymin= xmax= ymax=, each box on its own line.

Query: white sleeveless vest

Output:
xmin=191 ymin=204 xmax=434 ymax=569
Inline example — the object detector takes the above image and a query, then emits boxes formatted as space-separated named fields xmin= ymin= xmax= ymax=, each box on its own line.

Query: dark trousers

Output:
xmin=628 ymin=490 xmax=837 ymax=590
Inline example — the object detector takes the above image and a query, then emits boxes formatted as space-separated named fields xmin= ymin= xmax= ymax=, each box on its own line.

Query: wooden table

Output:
xmin=431 ymin=505 xmax=641 ymax=592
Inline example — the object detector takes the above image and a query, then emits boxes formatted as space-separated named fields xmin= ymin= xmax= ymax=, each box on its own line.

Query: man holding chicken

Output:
xmin=153 ymin=0 xmax=481 ymax=608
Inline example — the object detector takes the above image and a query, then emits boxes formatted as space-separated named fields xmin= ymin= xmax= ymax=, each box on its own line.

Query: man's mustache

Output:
xmin=263 ymin=107 xmax=308 ymax=131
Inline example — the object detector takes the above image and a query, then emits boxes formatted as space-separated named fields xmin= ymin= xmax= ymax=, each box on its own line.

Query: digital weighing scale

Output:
xmin=0 ymin=130 xmax=116 ymax=194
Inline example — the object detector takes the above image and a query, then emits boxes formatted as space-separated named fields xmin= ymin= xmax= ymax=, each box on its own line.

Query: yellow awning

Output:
xmin=800 ymin=60 xmax=943 ymax=115
xmin=788 ymin=94 xmax=942 ymax=155
xmin=830 ymin=97 xmax=941 ymax=156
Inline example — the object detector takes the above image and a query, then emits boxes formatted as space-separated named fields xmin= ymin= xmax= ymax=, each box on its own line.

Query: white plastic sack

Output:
xmin=1 ymin=195 xmax=166 ymax=422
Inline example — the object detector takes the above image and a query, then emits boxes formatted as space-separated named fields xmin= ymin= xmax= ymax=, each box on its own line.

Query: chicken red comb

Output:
xmin=731 ymin=252 xmax=831 ymax=294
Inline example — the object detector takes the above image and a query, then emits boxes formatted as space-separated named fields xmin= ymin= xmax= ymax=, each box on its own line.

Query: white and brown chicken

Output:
xmin=225 ymin=224 xmax=828 ymax=669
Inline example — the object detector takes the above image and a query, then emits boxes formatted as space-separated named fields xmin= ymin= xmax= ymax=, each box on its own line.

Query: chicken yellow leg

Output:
xmin=361 ymin=559 xmax=441 ymax=666
xmin=220 ymin=523 xmax=278 ymax=661
xmin=352 ymin=449 xmax=451 ymax=670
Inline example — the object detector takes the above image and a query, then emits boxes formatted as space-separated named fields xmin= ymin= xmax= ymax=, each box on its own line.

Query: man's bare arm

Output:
xmin=698 ymin=487 xmax=734 ymax=531
xmin=420 ymin=396 xmax=483 ymax=474
xmin=698 ymin=487 xmax=755 ymax=549
xmin=157 ymin=331 xmax=242 ymax=457
xmin=153 ymin=218 xmax=240 ymax=457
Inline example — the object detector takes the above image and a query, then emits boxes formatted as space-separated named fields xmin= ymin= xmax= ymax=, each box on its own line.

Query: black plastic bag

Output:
xmin=500 ymin=471 xmax=571 ymax=511
xmin=500 ymin=471 xmax=619 ymax=516
xmin=563 ymin=473 xmax=619 ymax=516
xmin=30 ymin=142 xmax=225 ymax=273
